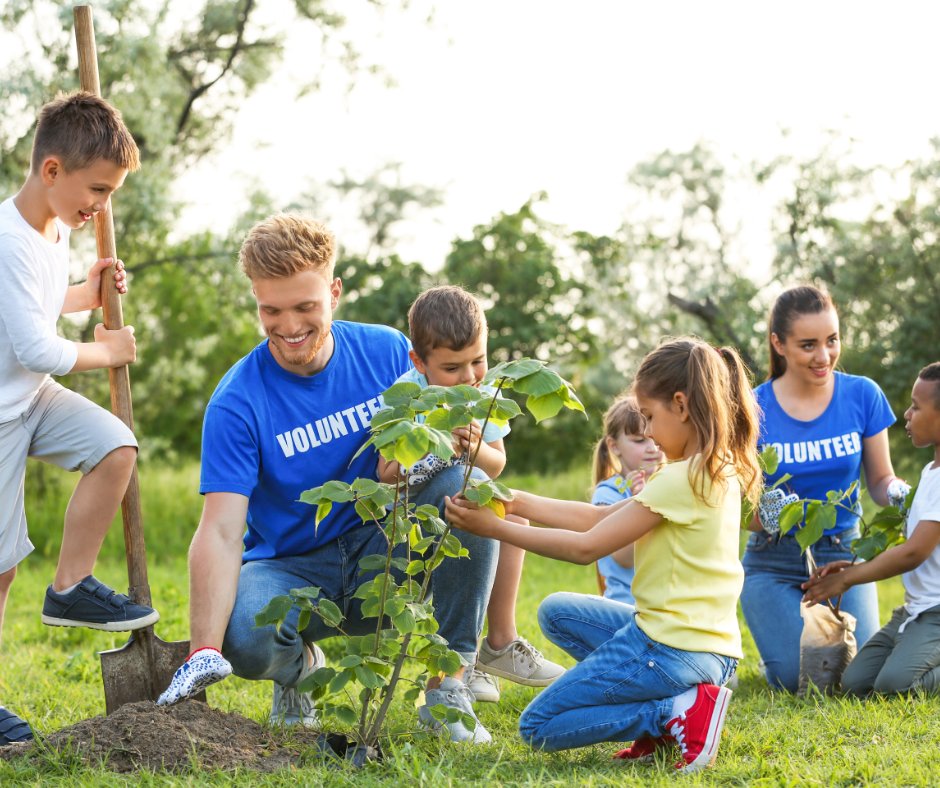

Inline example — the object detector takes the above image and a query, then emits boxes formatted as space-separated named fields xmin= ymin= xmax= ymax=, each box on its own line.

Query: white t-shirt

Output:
xmin=0 ymin=198 xmax=78 ymax=421
xmin=901 ymin=461 xmax=940 ymax=629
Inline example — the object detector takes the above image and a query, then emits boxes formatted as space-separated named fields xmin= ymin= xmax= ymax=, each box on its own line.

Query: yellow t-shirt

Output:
xmin=631 ymin=456 xmax=744 ymax=658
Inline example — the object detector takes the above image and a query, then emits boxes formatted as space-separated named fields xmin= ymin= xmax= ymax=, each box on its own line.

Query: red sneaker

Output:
xmin=665 ymin=684 xmax=732 ymax=772
xmin=613 ymin=735 xmax=674 ymax=761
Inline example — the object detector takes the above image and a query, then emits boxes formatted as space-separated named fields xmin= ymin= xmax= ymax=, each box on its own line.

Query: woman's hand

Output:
xmin=444 ymin=495 xmax=504 ymax=538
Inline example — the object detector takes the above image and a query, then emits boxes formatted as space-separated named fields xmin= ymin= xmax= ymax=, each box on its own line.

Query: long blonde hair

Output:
xmin=592 ymin=396 xmax=647 ymax=486
xmin=633 ymin=337 xmax=762 ymax=507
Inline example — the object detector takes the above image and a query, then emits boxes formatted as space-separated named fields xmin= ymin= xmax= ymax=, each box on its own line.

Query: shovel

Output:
xmin=74 ymin=5 xmax=203 ymax=713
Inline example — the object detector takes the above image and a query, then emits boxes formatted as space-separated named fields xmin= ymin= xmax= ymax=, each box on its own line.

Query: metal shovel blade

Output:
xmin=100 ymin=627 xmax=205 ymax=714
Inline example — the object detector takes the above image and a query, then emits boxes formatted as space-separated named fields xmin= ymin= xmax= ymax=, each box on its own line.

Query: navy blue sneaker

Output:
xmin=41 ymin=575 xmax=159 ymax=632
xmin=0 ymin=706 xmax=33 ymax=745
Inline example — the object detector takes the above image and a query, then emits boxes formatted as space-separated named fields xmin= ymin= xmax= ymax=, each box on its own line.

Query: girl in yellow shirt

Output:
xmin=446 ymin=337 xmax=761 ymax=773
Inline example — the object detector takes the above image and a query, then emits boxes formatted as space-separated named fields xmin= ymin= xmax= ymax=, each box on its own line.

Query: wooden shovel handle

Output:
xmin=74 ymin=5 xmax=151 ymax=607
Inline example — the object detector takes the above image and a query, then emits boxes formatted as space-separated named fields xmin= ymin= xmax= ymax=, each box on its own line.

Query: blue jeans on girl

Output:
xmin=520 ymin=592 xmax=737 ymax=752
xmin=741 ymin=526 xmax=879 ymax=693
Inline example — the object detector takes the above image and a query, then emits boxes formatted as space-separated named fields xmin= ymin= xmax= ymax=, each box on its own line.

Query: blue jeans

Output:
xmin=741 ymin=527 xmax=879 ymax=693
xmin=519 ymin=592 xmax=737 ymax=752
xmin=222 ymin=465 xmax=499 ymax=686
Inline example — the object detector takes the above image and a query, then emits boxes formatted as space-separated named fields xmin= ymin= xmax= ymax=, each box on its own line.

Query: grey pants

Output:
xmin=842 ymin=604 xmax=940 ymax=695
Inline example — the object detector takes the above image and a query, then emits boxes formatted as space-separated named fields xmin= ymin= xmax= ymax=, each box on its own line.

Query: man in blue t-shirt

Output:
xmin=156 ymin=216 xmax=498 ymax=743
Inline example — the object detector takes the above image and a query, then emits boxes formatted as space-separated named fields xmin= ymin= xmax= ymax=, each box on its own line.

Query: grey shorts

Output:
xmin=0 ymin=378 xmax=137 ymax=573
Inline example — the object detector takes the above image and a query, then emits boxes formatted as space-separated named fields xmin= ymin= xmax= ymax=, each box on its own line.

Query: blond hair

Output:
xmin=240 ymin=214 xmax=336 ymax=280
xmin=408 ymin=285 xmax=487 ymax=360
xmin=592 ymin=396 xmax=648 ymax=485
xmin=633 ymin=337 xmax=762 ymax=507
xmin=31 ymin=91 xmax=139 ymax=173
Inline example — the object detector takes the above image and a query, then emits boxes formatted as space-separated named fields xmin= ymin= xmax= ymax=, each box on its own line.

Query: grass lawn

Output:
xmin=2 ymin=462 xmax=938 ymax=785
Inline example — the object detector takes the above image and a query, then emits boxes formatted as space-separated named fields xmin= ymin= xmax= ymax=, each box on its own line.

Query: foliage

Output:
xmin=255 ymin=358 xmax=583 ymax=749
xmin=778 ymin=482 xmax=915 ymax=560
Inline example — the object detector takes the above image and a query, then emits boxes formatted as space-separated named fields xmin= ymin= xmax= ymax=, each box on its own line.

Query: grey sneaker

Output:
xmin=466 ymin=668 xmax=500 ymax=703
xmin=270 ymin=642 xmax=324 ymax=727
xmin=418 ymin=677 xmax=492 ymax=743
xmin=477 ymin=636 xmax=565 ymax=687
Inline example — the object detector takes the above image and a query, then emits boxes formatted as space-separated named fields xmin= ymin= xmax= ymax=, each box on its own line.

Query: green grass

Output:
xmin=2 ymin=462 xmax=938 ymax=785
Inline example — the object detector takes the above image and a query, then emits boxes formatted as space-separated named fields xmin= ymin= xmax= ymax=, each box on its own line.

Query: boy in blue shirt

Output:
xmin=0 ymin=92 xmax=157 ymax=745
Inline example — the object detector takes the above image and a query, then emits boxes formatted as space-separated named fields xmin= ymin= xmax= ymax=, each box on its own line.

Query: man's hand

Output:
xmin=94 ymin=322 xmax=136 ymax=367
xmin=801 ymin=560 xmax=853 ymax=605
xmin=157 ymin=647 xmax=232 ymax=706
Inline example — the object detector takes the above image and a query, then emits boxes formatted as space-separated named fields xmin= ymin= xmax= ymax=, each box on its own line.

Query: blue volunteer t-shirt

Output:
xmin=755 ymin=371 xmax=895 ymax=535
xmin=200 ymin=321 xmax=412 ymax=560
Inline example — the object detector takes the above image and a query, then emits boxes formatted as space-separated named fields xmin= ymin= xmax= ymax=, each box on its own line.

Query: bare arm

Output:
xmin=68 ymin=323 xmax=137 ymax=372
xmin=802 ymin=520 xmax=940 ymax=603
xmin=610 ymin=543 xmax=635 ymax=569
xmin=62 ymin=257 xmax=127 ymax=314
xmin=862 ymin=428 xmax=899 ymax=507
xmin=446 ymin=495 xmax=661 ymax=565
xmin=472 ymin=436 xmax=507 ymax=479
xmin=506 ymin=489 xmax=630 ymax=533
xmin=188 ymin=492 xmax=248 ymax=649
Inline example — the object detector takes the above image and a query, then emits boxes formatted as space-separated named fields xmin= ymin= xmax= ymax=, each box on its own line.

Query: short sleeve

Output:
xmin=592 ymin=480 xmax=629 ymax=506
xmin=633 ymin=461 xmax=693 ymax=526
xmin=199 ymin=403 xmax=260 ymax=497
xmin=861 ymin=377 xmax=896 ymax=438
xmin=915 ymin=468 xmax=940 ymax=525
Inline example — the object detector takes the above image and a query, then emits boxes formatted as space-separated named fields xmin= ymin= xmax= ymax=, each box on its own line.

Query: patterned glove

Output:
xmin=757 ymin=488 xmax=801 ymax=534
xmin=887 ymin=479 xmax=912 ymax=512
xmin=157 ymin=647 xmax=232 ymax=706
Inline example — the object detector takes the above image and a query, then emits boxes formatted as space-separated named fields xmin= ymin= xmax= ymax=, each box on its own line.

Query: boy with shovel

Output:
xmin=0 ymin=92 xmax=158 ymax=745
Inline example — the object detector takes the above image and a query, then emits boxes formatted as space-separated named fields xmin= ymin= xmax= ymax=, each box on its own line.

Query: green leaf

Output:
xmin=796 ymin=502 xmax=834 ymax=551
xmin=329 ymin=669 xmax=352 ymax=695
xmin=315 ymin=598 xmax=344 ymax=628
xmin=525 ymin=392 xmax=564 ymax=422
xmin=405 ymin=559 xmax=425 ymax=576
xmin=381 ymin=381 xmax=423 ymax=407
xmin=338 ymin=654 xmax=363 ymax=668
xmin=321 ymin=480 xmax=355 ymax=502
xmin=297 ymin=608 xmax=311 ymax=633
xmin=315 ymin=501 xmax=333 ymax=527
xmin=442 ymin=385 xmax=483 ymax=405
xmin=484 ymin=359 xmax=542 ymax=382
xmin=441 ymin=533 xmax=464 ymax=558
xmin=358 ymin=554 xmax=388 ymax=573
xmin=328 ymin=703 xmax=359 ymax=727
xmin=253 ymin=596 xmax=294 ymax=629
xmin=391 ymin=425 xmax=431 ymax=468
xmin=354 ymin=665 xmax=386 ymax=689
xmin=512 ymin=369 xmax=564 ymax=397
xmin=351 ymin=478 xmax=381 ymax=495
xmin=853 ymin=533 xmax=888 ymax=562
xmin=289 ymin=586 xmax=322 ymax=601
xmin=759 ymin=444 xmax=779 ymax=475
xmin=779 ymin=501 xmax=805 ymax=534
xmin=393 ymin=607 xmax=417 ymax=634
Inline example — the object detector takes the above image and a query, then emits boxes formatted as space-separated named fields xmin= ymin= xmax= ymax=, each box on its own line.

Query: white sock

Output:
xmin=55 ymin=582 xmax=79 ymax=595
xmin=671 ymin=687 xmax=697 ymax=718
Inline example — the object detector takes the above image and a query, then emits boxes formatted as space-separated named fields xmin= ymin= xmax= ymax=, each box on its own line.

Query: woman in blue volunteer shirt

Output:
xmin=741 ymin=285 xmax=907 ymax=692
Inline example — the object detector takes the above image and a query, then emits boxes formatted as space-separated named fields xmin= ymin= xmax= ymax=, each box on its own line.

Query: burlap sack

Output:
xmin=797 ymin=601 xmax=857 ymax=696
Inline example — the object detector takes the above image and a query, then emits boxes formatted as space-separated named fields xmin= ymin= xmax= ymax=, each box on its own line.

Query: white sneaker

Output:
xmin=466 ymin=668 xmax=500 ymax=703
xmin=477 ymin=636 xmax=565 ymax=687
xmin=269 ymin=642 xmax=324 ymax=727
xmin=418 ymin=676 xmax=492 ymax=743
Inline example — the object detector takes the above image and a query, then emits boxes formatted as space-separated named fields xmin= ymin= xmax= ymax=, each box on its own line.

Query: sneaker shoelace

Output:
xmin=668 ymin=714 xmax=688 ymax=754
xmin=511 ymin=637 xmax=543 ymax=669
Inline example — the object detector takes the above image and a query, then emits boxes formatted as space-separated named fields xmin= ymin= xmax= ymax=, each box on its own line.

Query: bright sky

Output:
xmin=171 ymin=1 xmax=940 ymax=271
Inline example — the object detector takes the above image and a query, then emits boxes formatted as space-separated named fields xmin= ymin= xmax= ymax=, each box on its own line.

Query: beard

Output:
xmin=267 ymin=329 xmax=330 ymax=370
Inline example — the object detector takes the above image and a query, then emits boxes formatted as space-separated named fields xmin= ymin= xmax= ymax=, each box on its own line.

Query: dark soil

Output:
xmin=0 ymin=700 xmax=346 ymax=774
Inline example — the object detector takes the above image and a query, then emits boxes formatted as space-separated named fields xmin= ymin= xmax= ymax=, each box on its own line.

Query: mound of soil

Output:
xmin=0 ymin=700 xmax=341 ymax=773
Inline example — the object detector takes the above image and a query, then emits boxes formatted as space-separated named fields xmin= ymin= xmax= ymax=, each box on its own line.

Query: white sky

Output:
xmin=23 ymin=1 xmax=940 ymax=271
